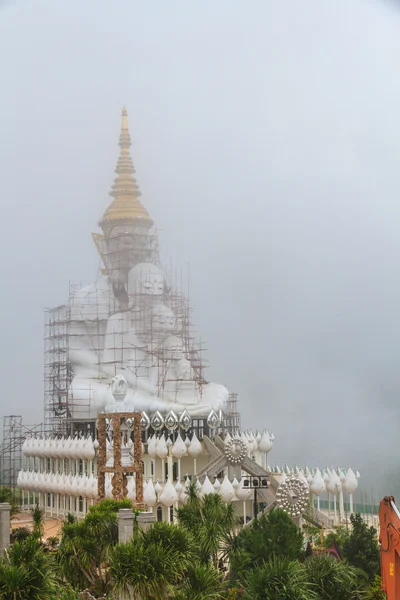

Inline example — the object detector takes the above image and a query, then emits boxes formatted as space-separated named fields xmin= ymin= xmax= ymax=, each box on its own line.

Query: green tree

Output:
xmin=176 ymin=483 xmax=237 ymax=567
xmin=366 ymin=575 xmax=385 ymax=599
xmin=31 ymin=505 xmax=45 ymax=541
xmin=110 ymin=521 xmax=194 ymax=600
xmin=342 ymin=513 xmax=380 ymax=582
xmin=242 ymin=556 xmax=317 ymax=600
xmin=323 ymin=525 xmax=350 ymax=551
xmin=0 ymin=487 xmax=19 ymax=517
xmin=143 ymin=519 xmax=196 ymax=562
xmin=305 ymin=554 xmax=363 ymax=600
xmin=174 ymin=563 xmax=225 ymax=600
xmin=57 ymin=498 xmax=132 ymax=595
xmin=231 ymin=508 xmax=304 ymax=574
xmin=0 ymin=535 xmax=57 ymax=599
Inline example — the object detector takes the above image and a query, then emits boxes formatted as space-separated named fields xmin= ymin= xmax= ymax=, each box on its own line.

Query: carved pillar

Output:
xmin=111 ymin=415 xmax=124 ymax=499
xmin=97 ymin=412 xmax=143 ymax=507
xmin=133 ymin=415 xmax=143 ymax=505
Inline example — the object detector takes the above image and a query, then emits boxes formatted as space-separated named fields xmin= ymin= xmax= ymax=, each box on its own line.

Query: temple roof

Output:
xmin=99 ymin=106 xmax=153 ymax=233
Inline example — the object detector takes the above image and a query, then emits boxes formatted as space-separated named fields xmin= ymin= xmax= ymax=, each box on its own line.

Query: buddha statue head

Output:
xmin=127 ymin=263 xmax=165 ymax=304
xmin=106 ymin=226 xmax=156 ymax=274
xmin=106 ymin=226 xmax=137 ymax=270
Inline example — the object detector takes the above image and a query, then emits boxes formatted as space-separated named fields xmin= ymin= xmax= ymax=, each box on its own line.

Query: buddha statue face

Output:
xmin=127 ymin=263 xmax=165 ymax=303
xmin=106 ymin=226 xmax=136 ymax=272
xmin=103 ymin=226 xmax=155 ymax=281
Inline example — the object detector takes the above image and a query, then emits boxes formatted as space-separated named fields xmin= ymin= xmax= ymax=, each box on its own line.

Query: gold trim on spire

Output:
xmin=99 ymin=106 xmax=153 ymax=232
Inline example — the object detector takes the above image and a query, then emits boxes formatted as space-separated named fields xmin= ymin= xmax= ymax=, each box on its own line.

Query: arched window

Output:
xmin=157 ymin=505 xmax=163 ymax=522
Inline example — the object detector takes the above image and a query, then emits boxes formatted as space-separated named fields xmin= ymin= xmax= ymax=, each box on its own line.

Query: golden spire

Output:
xmin=99 ymin=106 xmax=153 ymax=232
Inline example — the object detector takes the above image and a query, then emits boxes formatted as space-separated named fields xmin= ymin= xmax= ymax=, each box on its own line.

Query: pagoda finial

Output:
xmin=98 ymin=106 xmax=153 ymax=233
xmin=121 ymin=105 xmax=128 ymax=133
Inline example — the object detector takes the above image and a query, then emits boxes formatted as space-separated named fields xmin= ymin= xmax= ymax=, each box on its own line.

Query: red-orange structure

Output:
xmin=379 ymin=495 xmax=400 ymax=599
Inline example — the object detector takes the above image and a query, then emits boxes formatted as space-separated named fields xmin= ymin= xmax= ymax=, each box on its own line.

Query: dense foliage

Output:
xmin=0 ymin=535 xmax=57 ymax=599
xmin=0 ymin=493 xmax=383 ymax=599
xmin=234 ymin=508 xmax=304 ymax=564
xmin=176 ymin=483 xmax=237 ymax=567
xmin=57 ymin=498 xmax=133 ymax=595
xmin=243 ymin=556 xmax=317 ymax=600
xmin=0 ymin=487 xmax=20 ymax=518
xmin=342 ymin=513 xmax=380 ymax=582
xmin=305 ymin=554 xmax=363 ymax=600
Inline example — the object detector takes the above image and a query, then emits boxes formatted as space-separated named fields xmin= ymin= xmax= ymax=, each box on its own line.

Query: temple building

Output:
xmin=17 ymin=108 xmax=361 ymax=527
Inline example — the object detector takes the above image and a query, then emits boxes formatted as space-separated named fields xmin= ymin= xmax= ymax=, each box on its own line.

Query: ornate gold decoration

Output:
xmin=99 ymin=106 xmax=153 ymax=233
xmin=97 ymin=411 xmax=143 ymax=507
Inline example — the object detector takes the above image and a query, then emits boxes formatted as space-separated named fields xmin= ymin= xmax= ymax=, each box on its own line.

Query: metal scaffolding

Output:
xmin=44 ymin=304 xmax=73 ymax=435
xmin=0 ymin=415 xmax=43 ymax=501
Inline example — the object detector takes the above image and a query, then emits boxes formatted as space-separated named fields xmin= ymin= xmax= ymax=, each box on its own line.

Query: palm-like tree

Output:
xmin=58 ymin=518 xmax=110 ymax=593
xmin=110 ymin=538 xmax=183 ymax=599
xmin=176 ymin=483 xmax=238 ymax=568
xmin=305 ymin=554 xmax=364 ymax=600
xmin=143 ymin=520 xmax=196 ymax=561
xmin=31 ymin=505 xmax=44 ymax=541
xmin=57 ymin=499 xmax=130 ymax=595
xmin=174 ymin=563 xmax=226 ymax=600
xmin=0 ymin=535 xmax=57 ymax=599
xmin=242 ymin=556 xmax=318 ymax=600
xmin=110 ymin=521 xmax=194 ymax=600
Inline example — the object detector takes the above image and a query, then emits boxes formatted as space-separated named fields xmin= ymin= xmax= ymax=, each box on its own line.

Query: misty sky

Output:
xmin=1 ymin=0 xmax=400 ymax=494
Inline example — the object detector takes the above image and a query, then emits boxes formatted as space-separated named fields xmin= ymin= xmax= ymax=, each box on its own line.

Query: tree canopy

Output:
xmin=0 ymin=496 xmax=383 ymax=599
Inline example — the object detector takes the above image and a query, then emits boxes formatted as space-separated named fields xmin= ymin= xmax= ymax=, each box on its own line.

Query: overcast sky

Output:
xmin=1 ymin=0 xmax=400 ymax=495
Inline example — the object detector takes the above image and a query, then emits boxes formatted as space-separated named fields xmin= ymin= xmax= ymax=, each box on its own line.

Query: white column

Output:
xmin=167 ymin=456 xmax=173 ymax=481
xmin=339 ymin=490 xmax=344 ymax=523
xmin=333 ymin=495 xmax=337 ymax=524
xmin=0 ymin=503 xmax=11 ymax=556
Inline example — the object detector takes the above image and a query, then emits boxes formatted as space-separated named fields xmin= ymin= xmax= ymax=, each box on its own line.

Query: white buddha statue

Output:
xmin=70 ymin=262 xmax=228 ymax=418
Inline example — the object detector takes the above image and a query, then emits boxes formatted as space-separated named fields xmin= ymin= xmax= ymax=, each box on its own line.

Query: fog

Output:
xmin=1 ymin=0 xmax=400 ymax=496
